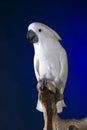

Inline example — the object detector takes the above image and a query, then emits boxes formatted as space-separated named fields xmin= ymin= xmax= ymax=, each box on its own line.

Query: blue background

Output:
xmin=0 ymin=0 xmax=87 ymax=129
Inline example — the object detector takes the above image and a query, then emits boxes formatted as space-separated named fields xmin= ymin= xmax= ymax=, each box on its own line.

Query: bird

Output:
xmin=26 ymin=22 xmax=68 ymax=113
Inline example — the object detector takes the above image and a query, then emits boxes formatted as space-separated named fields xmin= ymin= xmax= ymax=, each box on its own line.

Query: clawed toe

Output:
xmin=37 ymin=80 xmax=56 ymax=93
xmin=37 ymin=79 xmax=47 ymax=91
xmin=46 ymin=81 xmax=56 ymax=93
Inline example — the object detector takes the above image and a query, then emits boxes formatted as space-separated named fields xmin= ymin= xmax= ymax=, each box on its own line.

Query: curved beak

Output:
xmin=26 ymin=30 xmax=38 ymax=43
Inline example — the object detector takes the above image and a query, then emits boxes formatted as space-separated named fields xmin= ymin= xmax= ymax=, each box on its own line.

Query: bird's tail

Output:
xmin=36 ymin=99 xmax=66 ymax=113
xmin=36 ymin=99 xmax=43 ymax=112
xmin=56 ymin=99 xmax=66 ymax=113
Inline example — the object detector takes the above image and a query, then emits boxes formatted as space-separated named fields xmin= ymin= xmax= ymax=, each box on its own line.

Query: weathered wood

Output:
xmin=37 ymin=81 xmax=87 ymax=130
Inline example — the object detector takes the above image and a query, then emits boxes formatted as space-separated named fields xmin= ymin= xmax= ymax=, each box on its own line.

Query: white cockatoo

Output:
xmin=26 ymin=22 xmax=68 ymax=113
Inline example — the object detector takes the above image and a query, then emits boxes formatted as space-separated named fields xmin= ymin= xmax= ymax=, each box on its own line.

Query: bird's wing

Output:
xmin=34 ymin=55 xmax=40 ymax=81
xmin=59 ymin=48 xmax=68 ymax=91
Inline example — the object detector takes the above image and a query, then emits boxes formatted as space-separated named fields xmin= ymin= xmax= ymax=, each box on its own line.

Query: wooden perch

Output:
xmin=37 ymin=81 xmax=87 ymax=130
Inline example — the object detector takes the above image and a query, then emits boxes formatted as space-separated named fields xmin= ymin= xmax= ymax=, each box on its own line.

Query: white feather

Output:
xmin=28 ymin=22 xmax=68 ymax=113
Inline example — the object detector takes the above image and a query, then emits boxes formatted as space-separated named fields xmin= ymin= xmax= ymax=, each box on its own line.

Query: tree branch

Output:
xmin=37 ymin=81 xmax=87 ymax=130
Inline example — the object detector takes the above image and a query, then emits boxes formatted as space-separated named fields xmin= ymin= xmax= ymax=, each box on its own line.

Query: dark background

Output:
xmin=0 ymin=0 xmax=87 ymax=129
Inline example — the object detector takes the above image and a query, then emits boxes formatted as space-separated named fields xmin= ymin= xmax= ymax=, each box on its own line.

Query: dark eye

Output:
xmin=38 ymin=29 xmax=42 ymax=32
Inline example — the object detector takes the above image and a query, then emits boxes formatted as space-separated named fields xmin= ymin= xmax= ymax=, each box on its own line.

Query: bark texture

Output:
xmin=37 ymin=81 xmax=87 ymax=130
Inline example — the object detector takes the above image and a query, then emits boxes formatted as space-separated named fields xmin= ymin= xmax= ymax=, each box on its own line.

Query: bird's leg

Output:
xmin=40 ymin=79 xmax=47 ymax=90
xmin=55 ymin=88 xmax=63 ymax=102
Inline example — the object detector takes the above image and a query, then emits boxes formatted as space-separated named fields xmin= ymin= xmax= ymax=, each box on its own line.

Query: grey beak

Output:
xmin=26 ymin=30 xmax=38 ymax=43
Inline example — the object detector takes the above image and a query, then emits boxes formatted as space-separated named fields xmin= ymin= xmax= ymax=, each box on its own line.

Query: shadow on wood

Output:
xmin=37 ymin=81 xmax=87 ymax=130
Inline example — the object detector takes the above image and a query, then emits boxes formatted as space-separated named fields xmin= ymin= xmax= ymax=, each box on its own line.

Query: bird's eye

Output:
xmin=38 ymin=29 xmax=42 ymax=32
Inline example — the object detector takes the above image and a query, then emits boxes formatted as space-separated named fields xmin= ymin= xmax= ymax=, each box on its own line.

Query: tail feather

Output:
xmin=56 ymin=100 xmax=66 ymax=113
xmin=36 ymin=99 xmax=66 ymax=113
xmin=36 ymin=99 xmax=43 ymax=112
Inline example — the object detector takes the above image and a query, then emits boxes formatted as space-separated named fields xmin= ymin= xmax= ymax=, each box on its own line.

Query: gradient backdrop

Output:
xmin=0 ymin=0 xmax=87 ymax=129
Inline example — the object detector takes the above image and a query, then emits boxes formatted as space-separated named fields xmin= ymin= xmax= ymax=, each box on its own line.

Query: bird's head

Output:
xmin=26 ymin=22 xmax=61 ymax=45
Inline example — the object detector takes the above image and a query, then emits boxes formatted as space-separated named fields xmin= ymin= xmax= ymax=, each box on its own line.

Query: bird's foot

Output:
xmin=37 ymin=81 xmax=63 ymax=102
xmin=55 ymin=88 xmax=63 ymax=102
xmin=37 ymin=79 xmax=48 ymax=91
xmin=46 ymin=81 xmax=56 ymax=93
xmin=37 ymin=79 xmax=56 ymax=93
xmin=37 ymin=79 xmax=63 ymax=99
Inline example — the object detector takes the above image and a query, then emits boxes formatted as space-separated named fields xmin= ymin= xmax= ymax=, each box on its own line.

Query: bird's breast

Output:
xmin=39 ymin=59 xmax=54 ymax=80
xmin=39 ymin=55 xmax=60 ymax=81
